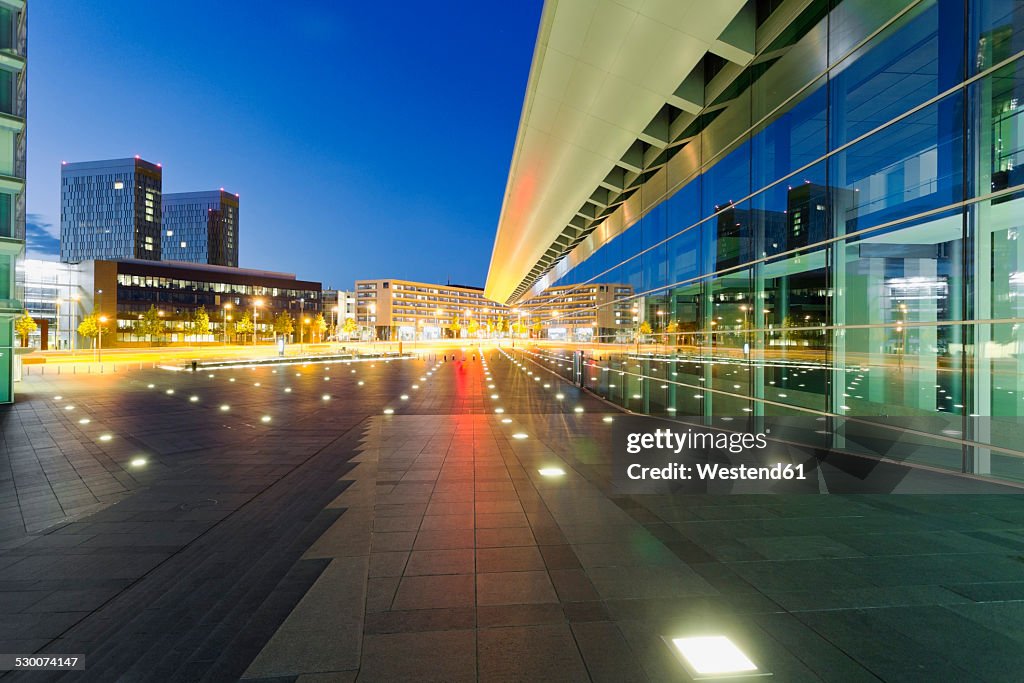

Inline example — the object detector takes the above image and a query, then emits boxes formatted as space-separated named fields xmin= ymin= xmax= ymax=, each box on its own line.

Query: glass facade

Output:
xmin=60 ymin=158 xmax=163 ymax=263
xmin=0 ymin=1 xmax=25 ymax=404
xmin=513 ymin=0 xmax=1024 ymax=479
xmin=161 ymin=191 xmax=239 ymax=267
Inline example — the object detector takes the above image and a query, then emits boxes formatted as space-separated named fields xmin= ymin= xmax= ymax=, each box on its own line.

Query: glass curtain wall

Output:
xmin=514 ymin=0 xmax=1024 ymax=480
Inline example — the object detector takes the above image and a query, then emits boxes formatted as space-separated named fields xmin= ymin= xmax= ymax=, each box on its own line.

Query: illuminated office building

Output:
xmin=60 ymin=157 xmax=163 ymax=262
xmin=161 ymin=190 xmax=239 ymax=267
xmin=486 ymin=0 xmax=1024 ymax=478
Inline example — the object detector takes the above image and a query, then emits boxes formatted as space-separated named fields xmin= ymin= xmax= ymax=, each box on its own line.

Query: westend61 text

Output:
xmin=626 ymin=462 xmax=807 ymax=481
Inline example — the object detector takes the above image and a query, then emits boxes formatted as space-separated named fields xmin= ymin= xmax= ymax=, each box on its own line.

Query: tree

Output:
xmin=235 ymin=310 xmax=254 ymax=341
xmin=273 ymin=311 xmax=294 ymax=341
xmin=192 ymin=306 xmax=211 ymax=338
xmin=448 ymin=314 xmax=462 ymax=338
xmin=342 ymin=317 xmax=358 ymax=338
xmin=135 ymin=305 xmax=165 ymax=345
xmin=638 ymin=320 xmax=652 ymax=336
xmin=78 ymin=314 xmax=105 ymax=349
xmin=14 ymin=311 xmax=37 ymax=347
xmin=495 ymin=317 xmax=506 ymax=334
xmin=531 ymin=320 xmax=543 ymax=337
xmin=485 ymin=318 xmax=495 ymax=336
xmin=467 ymin=319 xmax=480 ymax=336
xmin=313 ymin=312 xmax=328 ymax=342
xmin=511 ymin=321 xmax=527 ymax=337
xmin=664 ymin=319 xmax=679 ymax=344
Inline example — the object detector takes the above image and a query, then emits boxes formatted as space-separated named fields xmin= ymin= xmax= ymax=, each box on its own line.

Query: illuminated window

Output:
xmin=113 ymin=181 xmax=124 ymax=190
xmin=166 ymin=230 xmax=173 ymax=237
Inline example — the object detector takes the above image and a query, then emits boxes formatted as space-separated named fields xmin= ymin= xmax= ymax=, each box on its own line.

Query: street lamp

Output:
xmin=302 ymin=317 xmax=311 ymax=353
xmin=223 ymin=302 xmax=233 ymax=344
xmin=253 ymin=299 xmax=263 ymax=346
xmin=71 ymin=292 xmax=80 ymax=352
xmin=97 ymin=315 xmax=108 ymax=363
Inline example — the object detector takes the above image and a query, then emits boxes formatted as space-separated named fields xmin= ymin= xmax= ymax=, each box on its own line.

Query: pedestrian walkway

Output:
xmin=1 ymin=349 xmax=1023 ymax=681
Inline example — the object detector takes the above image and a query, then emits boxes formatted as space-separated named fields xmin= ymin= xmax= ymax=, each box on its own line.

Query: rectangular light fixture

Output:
xmin=666 ymin=635 xmax=763 ymax=678
xmin=538 ymin=467 xmax=566 ymax=477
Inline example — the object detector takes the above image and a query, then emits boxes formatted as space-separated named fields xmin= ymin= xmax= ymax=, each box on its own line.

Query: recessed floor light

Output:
xmin=190 ymin=396 xmax=199 ymax=402
xmin=166 ymin=389 xmax=175 ymax=395
xmin=284 ymin=387 xmax=292 ymax=393
xmin=538 ymin=467 xmax=565 ymax=477
xmin=400 ymin=395 xmax=409 ymax=400
xmin=573 ymin=407 xmax=584 ymax=413
xmin=602 ymin=416 xmax=613 ymax=423
xmin=79 ymin=418 xmax=91 ymax=425
xmin=501 ymin=418 xmax=512 ymax=424
xmin=512 ymin=433 xmax=528 ymax=439
xmin=130 ymin=457 xmax=147 ymax=467
xmin=556 ymin=393 xmax=565 ymax=400
xmin=358 ymin=381 xmax=365 ymax=386
xmin=383 ymin=408 xmax=395 ymax=414
xmin=322 ymin=394 xmax=331 ymax=401
xmin=667 ymin=635 xmax=759 ymax=677
xmin=99 ymin=434 xmax=113 ymax=442
xmin=147 ymin=384 xmax=155 ymax=389
xmin=261 ymin=415 xmax=272 ymax=423
xmin=64 ymin=405 xmax=74 ymax=411
xmin=53 ymin=395 xmax=63 ymax=400
xmin=495 ymin=408 xmax=505 ymax=414
xmin=220 ymin=405 xmax=230 ymax=411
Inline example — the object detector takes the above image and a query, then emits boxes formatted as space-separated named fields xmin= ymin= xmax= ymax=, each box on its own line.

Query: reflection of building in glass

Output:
xmin=162 ymin=191 xmax=239 ymax=267
xmin=486 ymin=0 xmax=1024 ymax=478
xmin=520 ymin=283 xmax=634 ymax=342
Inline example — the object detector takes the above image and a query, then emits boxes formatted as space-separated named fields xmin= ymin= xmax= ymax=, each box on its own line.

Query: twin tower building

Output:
xmin=59 ymin=156 xmax=239 ymax=268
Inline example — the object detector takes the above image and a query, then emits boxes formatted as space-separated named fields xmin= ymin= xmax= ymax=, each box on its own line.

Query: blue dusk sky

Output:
xmin=27 ymin=1 xmax=543 ymax=288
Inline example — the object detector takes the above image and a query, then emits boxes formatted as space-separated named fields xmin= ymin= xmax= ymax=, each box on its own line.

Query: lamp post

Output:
xmin=332 ymin=305 xmax=339 ymax=343
xmin=97 ymin=315 xmax=108 ymax=363
xmin=223 ymin=302 xmax=233 ymax=344
xmin=302 ymin=317 xmax=311 ymax=353
xmin=252 ymin=299 xmax=263 ymax=346
xmin=71 ymin=292 xmax=80 ymax=352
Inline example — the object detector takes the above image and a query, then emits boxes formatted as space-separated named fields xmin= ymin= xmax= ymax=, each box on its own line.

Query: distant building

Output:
xmin=60 ymin=157 xmax=163 ymax=263
xmin=0 ymin=0 xmax=27 ymax=404
xmin=87 ymin=259 xmax=321 ymax=345
xmin=355 ymin=278 xmax=508 ymax=341
xmin=323 ymin=289 xmax=356 ymax=329
xmin=162 ymin=190 xmax=239 ymax=267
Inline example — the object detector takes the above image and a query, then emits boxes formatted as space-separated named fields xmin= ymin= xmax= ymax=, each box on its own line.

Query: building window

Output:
xmin=113 ymin=181 xmax=124 ymax=190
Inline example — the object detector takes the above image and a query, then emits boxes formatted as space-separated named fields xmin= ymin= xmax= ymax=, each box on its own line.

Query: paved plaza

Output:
xmin=2 ymin=347 xmax=1024 ymax=681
